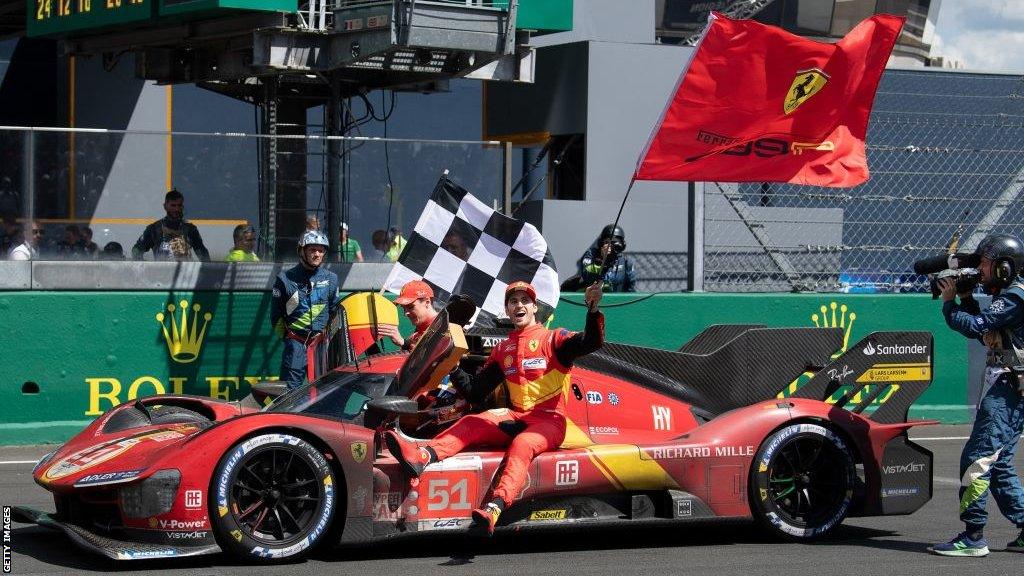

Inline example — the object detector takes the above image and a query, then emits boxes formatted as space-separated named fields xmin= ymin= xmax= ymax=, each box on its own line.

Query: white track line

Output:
xmin=0 ymin=460 xmax=38 ymax=465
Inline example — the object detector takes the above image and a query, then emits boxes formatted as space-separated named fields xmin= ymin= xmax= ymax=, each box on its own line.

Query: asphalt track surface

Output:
xmin=4 ymin=425 xmax=1024 ymax=576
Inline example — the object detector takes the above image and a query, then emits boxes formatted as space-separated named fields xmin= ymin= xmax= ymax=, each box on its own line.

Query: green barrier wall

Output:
xmin=0 ymin=292 xmax=966 ymax=445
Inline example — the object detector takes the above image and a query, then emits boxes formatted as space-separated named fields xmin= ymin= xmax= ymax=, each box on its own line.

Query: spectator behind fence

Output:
xmin=81 ymin=226 xmax=98 ymax=257
xmin=131 ymin=188 xmax=210 ymax=261
xmin=0 ymin=213 xmax=18 ymax=256
xmin=371 ymin=229 xmax=388 ymax=262
xmin=58 ymin=224 xmax=85 ymax=259
xmin=339 ymin=222 xmax=363 ymax=262
xmin=101 ymin=242 xmax=125 ymax=260
xmin=305 ymin=215 xmax=321 ymax=232
xmin=8 ymin=221 xmax=42 ymax=261
xmin=386 ymin=226 xmax=407 ymax=262
xmin=226 ymin=225 xmax=260 ymax=262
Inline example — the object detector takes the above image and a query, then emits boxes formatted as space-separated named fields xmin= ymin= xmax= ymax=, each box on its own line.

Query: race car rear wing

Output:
xmin=790 ymin=331 xmax=934 ymax=424
xmin=577 ymin=326 xmax=843 ymax=418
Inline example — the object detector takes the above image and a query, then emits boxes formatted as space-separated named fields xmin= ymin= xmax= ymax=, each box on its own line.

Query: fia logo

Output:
xmin=586 ymin=391 xmax=603 ymax=405
xmin=652 ymin=405 xmax=672 ymax=431
xmin=554 ymin=460 xmax=579 ymax=486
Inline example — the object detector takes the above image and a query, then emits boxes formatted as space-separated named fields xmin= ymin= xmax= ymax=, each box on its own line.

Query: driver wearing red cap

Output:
xmin=381 ymin=280 xmax=438 ymax=351
xmin=385 ymin=280 xmax=605 ymax=535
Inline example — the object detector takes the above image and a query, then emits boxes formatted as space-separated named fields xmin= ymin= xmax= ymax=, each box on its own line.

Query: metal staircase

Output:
xmin=682 ymin=0 xmax=777 ymax=46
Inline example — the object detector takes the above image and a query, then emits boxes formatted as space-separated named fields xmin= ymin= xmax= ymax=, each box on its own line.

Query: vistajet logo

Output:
xmin=883 ymin=463 xmax=926 ymax=474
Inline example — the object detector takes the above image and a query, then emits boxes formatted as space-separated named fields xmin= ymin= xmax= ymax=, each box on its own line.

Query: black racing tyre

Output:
xmin=749 ymin=422 xmax=855 ymax=541
xmin=210 ymin=433 xmax=337 ymax=562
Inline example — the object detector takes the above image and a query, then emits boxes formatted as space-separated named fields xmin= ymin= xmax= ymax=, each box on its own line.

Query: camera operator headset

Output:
xmin=578 ymin=224 xmax=637 ymax=292
xmin=928 ymin=233 xmax=1024 ymax=556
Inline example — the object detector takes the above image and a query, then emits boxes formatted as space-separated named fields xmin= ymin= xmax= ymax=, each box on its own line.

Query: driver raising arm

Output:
xmin=379 ymin=280 xmax=437 ymax=351
xmin=385 ymin=280 xmax=605 ymax=535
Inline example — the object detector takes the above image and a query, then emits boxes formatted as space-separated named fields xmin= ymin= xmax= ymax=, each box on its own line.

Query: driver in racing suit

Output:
xmin=271 ymin=230 xmax=340 ymax=390
xmin=385 ymin=280 xmax=605 ymax=535
xmin=930 ymin=233 xmax=1024 ymax=557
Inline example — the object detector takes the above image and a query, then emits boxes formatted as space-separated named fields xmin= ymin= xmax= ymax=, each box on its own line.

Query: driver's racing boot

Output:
xmin=384 ymin=431 xmax=435 ymax=477
xmin=471 ymin=499 xmax=505 ymax=536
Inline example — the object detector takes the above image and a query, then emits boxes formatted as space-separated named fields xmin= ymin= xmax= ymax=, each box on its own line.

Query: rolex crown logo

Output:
xmin=156 ymin=299 xmax=213 ymax=364
xmin=811 ymin=301 xmax=857 ymax=353
xmin=781 ymin=301 xmax=858 ymax=398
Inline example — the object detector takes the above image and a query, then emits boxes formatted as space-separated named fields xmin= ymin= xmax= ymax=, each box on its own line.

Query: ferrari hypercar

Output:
xmin=14 ymin=300 xmax=936 ymax=562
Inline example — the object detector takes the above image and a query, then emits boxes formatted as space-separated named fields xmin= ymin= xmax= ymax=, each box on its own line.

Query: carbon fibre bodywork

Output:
xmin=14 ymin=322 xmax=936 ymax=562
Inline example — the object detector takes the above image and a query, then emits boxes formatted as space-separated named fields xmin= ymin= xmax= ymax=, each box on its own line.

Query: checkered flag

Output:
xmin=383 ymin=176 xmax=559 ymax=323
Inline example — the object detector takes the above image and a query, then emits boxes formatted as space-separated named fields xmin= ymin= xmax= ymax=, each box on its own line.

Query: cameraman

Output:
xmin=578 ymin=224 xmax=637 ymax=292
xmin=930 ymin=233 xmax=1024 ymax=557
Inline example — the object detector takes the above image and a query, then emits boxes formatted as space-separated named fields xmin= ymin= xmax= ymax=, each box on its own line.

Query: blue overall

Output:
xmin=943 ymin=281 xmax=1024 ymax=530
xmin=578 ymin=245 xmax=637 ymax=292
xmin=271 ymin=264 xmax=339 ymax=389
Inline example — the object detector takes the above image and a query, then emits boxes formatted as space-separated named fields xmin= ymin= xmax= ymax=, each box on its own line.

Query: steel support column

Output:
xmin=326 ymin=73 xmax=344 ymax=260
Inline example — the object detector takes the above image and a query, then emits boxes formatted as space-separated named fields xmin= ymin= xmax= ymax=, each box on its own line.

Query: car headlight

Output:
xmin=120 ymin=469 xmax=181 ymax=518
xmin=32 ymin=448 xmax=60 ymax=475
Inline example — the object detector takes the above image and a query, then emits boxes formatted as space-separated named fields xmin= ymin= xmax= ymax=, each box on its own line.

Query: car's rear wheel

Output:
xmin=749 ymin=422 xmax=855 ymax=541
xmin=210 ymin=433 xmax=337 ymax=563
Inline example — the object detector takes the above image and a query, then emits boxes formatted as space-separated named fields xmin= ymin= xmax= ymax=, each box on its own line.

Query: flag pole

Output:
xmin=597 ymin=18 xmax=708 ymax=280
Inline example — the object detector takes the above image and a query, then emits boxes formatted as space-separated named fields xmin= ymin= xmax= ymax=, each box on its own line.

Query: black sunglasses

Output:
xmin=31 ymin=229 xmax=44 ymax=235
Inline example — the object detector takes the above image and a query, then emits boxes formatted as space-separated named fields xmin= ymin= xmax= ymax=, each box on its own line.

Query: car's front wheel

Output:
xmin=749 ymin=422 xmax=855 ymax=541
xmin=210 ymin=433 xmax=337 ymax=562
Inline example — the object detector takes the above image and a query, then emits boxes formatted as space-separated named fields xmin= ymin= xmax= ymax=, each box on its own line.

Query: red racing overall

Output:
xmin=430 ymin=310 xmax=604 ymax=504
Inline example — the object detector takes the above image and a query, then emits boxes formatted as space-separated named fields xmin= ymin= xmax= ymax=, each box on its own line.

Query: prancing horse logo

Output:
xmin=784 ymin=69 xmax=829 ymax=114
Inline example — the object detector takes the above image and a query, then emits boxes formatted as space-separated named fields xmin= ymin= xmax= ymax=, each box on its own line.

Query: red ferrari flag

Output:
xmin=635 ymin=12 xmax=904 ymax=188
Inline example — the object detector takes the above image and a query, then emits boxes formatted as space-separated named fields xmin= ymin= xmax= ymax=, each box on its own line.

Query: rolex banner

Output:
xmin=635 ymin=12 xmax=904 ymax=187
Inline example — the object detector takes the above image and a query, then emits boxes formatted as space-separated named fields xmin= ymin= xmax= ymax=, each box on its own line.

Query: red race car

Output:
xmin=14 ymin=300 xmax=936 ymax=562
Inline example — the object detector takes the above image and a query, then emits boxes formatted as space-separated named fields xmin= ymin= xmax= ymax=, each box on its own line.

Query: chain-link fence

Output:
xmin=703 ymin=68 xmax=1024 ymax=293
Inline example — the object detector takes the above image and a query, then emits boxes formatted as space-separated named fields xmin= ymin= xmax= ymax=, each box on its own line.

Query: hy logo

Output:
xmin=156 ymin=299 xmax=213 ymax=364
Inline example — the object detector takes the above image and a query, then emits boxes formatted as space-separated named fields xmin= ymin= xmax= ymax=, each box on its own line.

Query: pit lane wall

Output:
xmin=0 ymin=265 xmax=971 ymax=444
